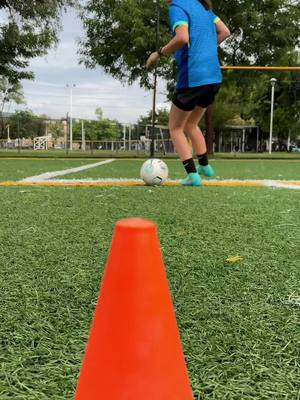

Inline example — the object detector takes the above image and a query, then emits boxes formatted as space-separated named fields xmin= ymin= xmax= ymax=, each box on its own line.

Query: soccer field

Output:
xmin=0 ymin=158 xmax=300 ymax=399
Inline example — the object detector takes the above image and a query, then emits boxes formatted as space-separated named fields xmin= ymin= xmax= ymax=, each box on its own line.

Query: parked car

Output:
xmin=289 ymin=145 xmax=300 ymax=153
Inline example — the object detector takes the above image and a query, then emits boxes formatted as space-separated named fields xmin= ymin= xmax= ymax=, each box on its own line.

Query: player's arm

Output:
xmin=160 ymin=25 xmax=189 ymax=55
xmin=215 ymin=18 xmax=231 ymax=44
xmin=146 ymin=25 xmax=189 ymax=69
xmin=146 ymin=4 xmax=189 ymax=69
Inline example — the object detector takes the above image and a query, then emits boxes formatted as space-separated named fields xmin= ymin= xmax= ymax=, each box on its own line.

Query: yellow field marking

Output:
xmin=203 ymin=180 xmax=265 ymax=187
xmin=222 ymin=66 xmax=300 ymax=71
xmin=0 ymin=180 xmax=144 ymax=187
xmin=1 ymin=180 xmax=300 ymax=188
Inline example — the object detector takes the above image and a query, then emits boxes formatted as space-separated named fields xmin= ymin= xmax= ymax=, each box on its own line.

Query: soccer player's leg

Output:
xmin=184 ymin=105 xmax=215 ymax=177
xmin=168 ymin=103 xmax=201 ymax=186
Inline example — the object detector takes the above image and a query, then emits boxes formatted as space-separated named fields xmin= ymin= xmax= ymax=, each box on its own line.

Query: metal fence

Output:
xmin=0 ymin=138 xmax=176 ymax=155
xmin=0 ymin=135 xmax=298 ymax=154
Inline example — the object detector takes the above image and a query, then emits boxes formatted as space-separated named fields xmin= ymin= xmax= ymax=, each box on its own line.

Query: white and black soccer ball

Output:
xmin=140 ymin=159 xmax=169 ymax=186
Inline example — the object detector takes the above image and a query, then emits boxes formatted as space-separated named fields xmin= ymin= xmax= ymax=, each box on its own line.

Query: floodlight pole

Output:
xmin=66 ymin=112 xmax=69 ymax=155
xmin=269 ymin=78 xmax=277 ymax=154
xmin=67 ymin=83 xmax=76 ymax=150
xmin=6 ymin=124 xmax=10 ymax=151
xmin=81 ymin=119 xmax=86 ymax=151
xmin=150 ymin=0 xmax=160 ymax=158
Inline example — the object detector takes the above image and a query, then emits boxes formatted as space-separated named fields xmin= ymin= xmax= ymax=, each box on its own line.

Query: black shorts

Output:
xmin=173 ymin=83 xmax=221 ymax=111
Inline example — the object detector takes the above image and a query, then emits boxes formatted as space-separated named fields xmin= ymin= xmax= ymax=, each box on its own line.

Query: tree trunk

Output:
xmin=205 ymin=105 xmax=214 ymax=155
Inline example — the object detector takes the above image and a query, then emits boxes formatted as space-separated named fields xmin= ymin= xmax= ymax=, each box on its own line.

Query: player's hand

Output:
xmin=146 ymin=52 xmax=160 ymax=69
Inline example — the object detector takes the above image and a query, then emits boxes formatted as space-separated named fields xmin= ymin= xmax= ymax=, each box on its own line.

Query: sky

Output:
xmin=16 ymin=8 xmax=169 ymax=124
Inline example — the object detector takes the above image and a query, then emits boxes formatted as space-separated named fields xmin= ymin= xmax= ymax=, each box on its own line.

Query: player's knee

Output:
xmin=169 ymin=127 xmax=183 ymax=138
xmin=184 ymin=121 xmax=197 ymax=133
xmin=169 ymin=120 xmax=183 ymax=132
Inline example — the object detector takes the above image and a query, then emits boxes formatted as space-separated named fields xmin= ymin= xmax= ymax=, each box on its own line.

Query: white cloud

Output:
xmin=30 ymin=42 xmax=79 ymax=70
xmin=20 ymin=77 xmax=165 ymax=122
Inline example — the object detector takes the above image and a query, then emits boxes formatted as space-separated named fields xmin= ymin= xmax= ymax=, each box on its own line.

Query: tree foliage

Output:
xmin=48 ymin=121 xmax=65 ymax=139
xmin=138 ymin=107 xmax=169 ymax=126
xmin=0 ymin=77 xmax=25 ymax=109
xmin=73 ymin=119 xmax=122 ymax=140
xmin=0 ymin=77 xmax=25 ymax=136
xmin=216 ymin=0 xmax=300 ymax=66
xmin=79 ymin=0 xmax=172 ymax=89
xmin=79 ymin=0 xmax=300 ymax=140
xmin=0 ymin=0 xmax=77 ymax=84
xmin=80 ymin=0 xmax=300 ymax=89
xmin=250 ymin=70 xmax=300 ymax=139
xmin=6 ymin=110 xmax=45 ymax=138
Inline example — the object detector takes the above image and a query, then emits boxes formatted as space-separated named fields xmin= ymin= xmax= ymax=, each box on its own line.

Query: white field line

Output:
xmin=20 ymin=159 xmax=115 ymax=182
xmin=263 ymin=180 xmax=300 ymax=189
xmin=39 ymin=178 xmax=143 ymax=183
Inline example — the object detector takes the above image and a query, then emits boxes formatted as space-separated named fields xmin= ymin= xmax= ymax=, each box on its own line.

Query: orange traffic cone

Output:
xmin=75 ymin=218 xmax=194 ymax=400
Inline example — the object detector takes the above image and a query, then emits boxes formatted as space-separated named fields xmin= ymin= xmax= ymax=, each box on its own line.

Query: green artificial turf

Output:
xmin=0 ymin=149 xmax=300 ymax=160
xmin=65 ymin=159 xmax=300 ymax=181
xmin=0 ymin=159 xmax=100 ymax=181
xmin=0 ymin=158 xmax=299 ymax=182
xmin=0 ymin=182 xmax=299 ymax=399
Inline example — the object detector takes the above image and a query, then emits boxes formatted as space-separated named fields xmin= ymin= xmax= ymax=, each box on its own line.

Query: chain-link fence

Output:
xmin=0 ymin=137 xmax=177 ymax=155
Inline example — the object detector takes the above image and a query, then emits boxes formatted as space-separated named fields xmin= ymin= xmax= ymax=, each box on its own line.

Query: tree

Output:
xmin=80 ymin=0 xmax=300 ymax=90
xmin=79 ymin=0 xmax=172 ymax=89
xmin=97 ymin=119 xmax=121 ymax=140
xmin=250 ymin=70 xmax=300 ymax=141
xmin=80 ymin=0 xmax=300 ymax=152
xmin=7 ymin=110 xmax=44 ymax=139
xmin=73 ymin=119 xmax=121 ymax=141
xmin=212 ymin=82 xmax=242 ymax=132
xmin=216 ymin=0 xmax=300 ymax=66
xmin=0 ymin=0 xmax=77 ymax=84
xmin=95 ymin=107 xmax=103 ymax=120
xmin=48 ymin=122 xmax=65 ymax=139
xmin=138 ymin=108 xmax=169 ymax=126
xmin=0 ymin=77 xmax=25 ymax=137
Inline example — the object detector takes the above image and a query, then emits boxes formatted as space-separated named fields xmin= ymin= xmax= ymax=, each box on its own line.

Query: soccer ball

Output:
xmin=140 ymin=159 xmax=169 ymax=186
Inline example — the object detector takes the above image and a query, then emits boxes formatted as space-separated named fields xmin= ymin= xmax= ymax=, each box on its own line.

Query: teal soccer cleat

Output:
xmin=180 ymin=172 xmax=202 ymax=186
xmin=197 ymin=164 xmax=215 ymax=177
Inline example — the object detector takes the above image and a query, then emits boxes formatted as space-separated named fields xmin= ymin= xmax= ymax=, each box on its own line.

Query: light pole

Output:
xmin=6 ymin=124 xmax=10 ymax=151
xmin=269 ymin=78 xmax=277 ymax=154
xmin=67 ymin=83 xmax=76 ymax=150
xmin=81 ymin=119 xmax=86 ymax=151
xmin=123 ymin=124 xmax=126 ymax=150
